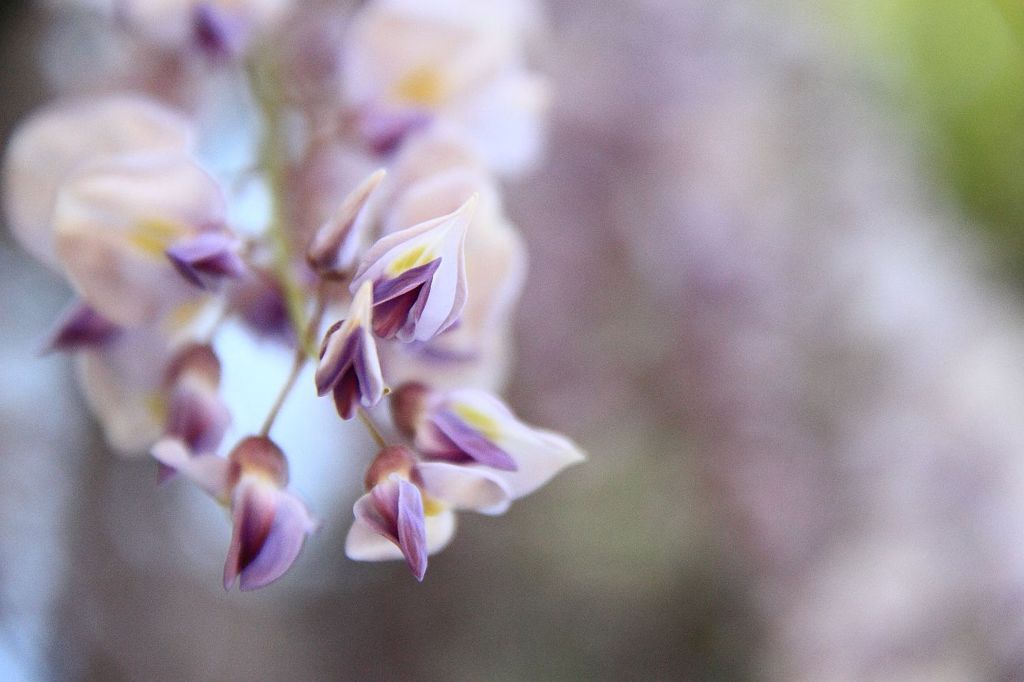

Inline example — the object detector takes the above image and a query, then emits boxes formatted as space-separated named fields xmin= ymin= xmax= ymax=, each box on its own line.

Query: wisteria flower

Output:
xmin=345 ymin=444 xmax=511 ymax=579
xmin=152 ymin=435 xmax=317 ymax=591
xmin=315 ymin=280 xmax=386 ymax=419
xmin=3 ymin=94 xmax=193 ymax=268
xmin=401 ymin=386 xmax=586 ymax=498
xmin=9 ymin=0 xmax=583 ymax=594
xmin=342 ymin=0 xmax=548 ymax=174
xmin=53 ymin=151 xmax=230 ymax=326
xmin=350 ymin=195 xmax=474 ymax=343
xmin=162 ymin=343 xmax=231 ymax=456
xmin=380 ymin=159 xmax=526 ymax=390
xmin=74 ymin=325 xmax=176 ymax=454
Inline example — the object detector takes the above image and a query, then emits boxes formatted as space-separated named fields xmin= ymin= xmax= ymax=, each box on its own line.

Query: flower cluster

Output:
xmin=6 ymin=0 xmax=582 ymax=589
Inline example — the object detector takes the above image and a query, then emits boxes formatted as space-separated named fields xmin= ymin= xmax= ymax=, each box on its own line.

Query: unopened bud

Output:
xmin=364 ymin=444 xmax=417 ymax=490
xmin=389 ymin=382 xmax=431 ymax=438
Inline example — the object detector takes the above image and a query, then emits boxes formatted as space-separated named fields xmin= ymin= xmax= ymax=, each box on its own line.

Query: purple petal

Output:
xmin=224 ymin=480 xmax=277 ymax=590
xmin=353 ymin=477 xmax=428 ymax=580
xmin=166 ymin=232 xmax=246 ymax=290
xmin=315 ymin=325 xmax=360 ymax=395
xmin=238 ymin=491 xmax=316 ymax=591
xmin=430 ymin=409 xmax=518 ymax=471
xmin=359 ymin=107 xmax=432 ymax=156
xmin=41 ymin=301 xmax=120 ymax=354
xmin=354 ymin=479 xmax=400 ymax=542
xmin=372 ymin=258 xmax=440 ymax=304
xmin=396 ymin=479 xmax=428 ymax=581
xmin=164 ymin=383 xmax=231 ymax=454
xmin=353 ymin=326 xmax=385 ymax=408
xmin=332 ymin=369 xmax=361 ymax=420
xmin=193 ymin=2 xmax=244 ymax=59
xmin=372 ymin=286 xmax=423 ymax=339
xmin=150 ymin=438 xmax=230 ymax=499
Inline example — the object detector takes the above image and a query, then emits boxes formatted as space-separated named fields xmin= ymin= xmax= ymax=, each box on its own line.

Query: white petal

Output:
xmin=496 ymin=426 xmax=586 ymax=499
xmin=345 ymin=507 xmax=456 ymax=561
xmin=416 ymin=461 xmax=512 ymax=515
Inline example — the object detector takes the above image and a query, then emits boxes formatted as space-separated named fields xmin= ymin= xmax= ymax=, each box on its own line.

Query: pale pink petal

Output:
xmin=53 ymin=152 xmax=227 ymax=325
xmin=492 ymin=427 xmax=586 ymax=499
xmin=414 ymin=461 xmax=511 ymax=515
xmin=3 ymin=94 xmax=192 ymax=268
xmin=150 ymin=437 xmax=230 ymax=498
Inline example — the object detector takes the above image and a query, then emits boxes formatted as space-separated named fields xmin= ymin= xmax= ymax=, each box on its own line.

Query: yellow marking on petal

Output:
xmin=421 ymin=494 xmax=447 ymax=517
xmin=146 ymin=392 xmax=168 ymax=422
xmin=387 ymin=243 xmax=434 ymax=276
xmin=164 ymin=298 xmax=208 ymax=332
xmin=127 ymin=218 xmax=189 ymax=258
xmin=452 ymin=403 xmax=501 ymax=441
xmin=394 ymin=67 xmax=446 ymax=107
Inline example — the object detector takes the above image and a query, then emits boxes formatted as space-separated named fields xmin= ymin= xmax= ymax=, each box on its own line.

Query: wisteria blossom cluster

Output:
xmin=5 ymin=0 xmax=582 ymax=589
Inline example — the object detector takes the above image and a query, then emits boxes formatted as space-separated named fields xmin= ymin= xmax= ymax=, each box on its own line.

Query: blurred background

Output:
xmin=7 ymin=0 xmax=1024 ymax=679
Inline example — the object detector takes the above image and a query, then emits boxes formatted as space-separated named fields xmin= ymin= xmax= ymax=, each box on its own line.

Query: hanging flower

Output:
xmin=315 ymin=280 xmax=387 ymax=419
xmin=345 ymin=444 xmax=511 ymax=580
xmin=152 ymin=435 xmax=317 ymax=591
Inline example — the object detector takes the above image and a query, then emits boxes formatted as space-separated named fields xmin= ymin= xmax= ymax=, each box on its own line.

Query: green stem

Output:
xmin=247 ymin=54 xmax=312 ymax=356
xmin=258 ymin=285 xmax=329 ymax=437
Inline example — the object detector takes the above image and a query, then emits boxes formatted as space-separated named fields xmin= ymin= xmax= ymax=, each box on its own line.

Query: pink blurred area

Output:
xmin=5 ymin=0 xmax=1024 ymax=679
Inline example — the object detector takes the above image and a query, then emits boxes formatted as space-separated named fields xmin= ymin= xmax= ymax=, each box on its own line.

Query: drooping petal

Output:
xmin=151 ymin=438 xmax=231 ymax=499
xmin=494 ymin=426 xmax=587 ymax=499
xmin=40 ymin=300 xmax=121 ymax=354
xmin=163 ymin=343 xmax=231 ymax=454
xmin=414 ymin=460 xmax=511 ymax=515
xmin=224 ymin=477 xmax=279 ymax=590
xmin=236 ymin=490 xmax=317 ymax=591
xmin=221 ymin=436 xmax=314 ymax=591
xmin=349 ymin=475 xmax=431 ymax=579
xmin=395 ymin=477 xmax=428 ymax=580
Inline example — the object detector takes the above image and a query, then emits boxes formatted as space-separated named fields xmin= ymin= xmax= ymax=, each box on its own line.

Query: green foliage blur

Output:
xmin=826 ymin=0 xmax=1024 ymax=274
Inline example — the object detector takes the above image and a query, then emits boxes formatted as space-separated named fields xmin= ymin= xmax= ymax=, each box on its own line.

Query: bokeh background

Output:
xmin=7 ymin=0 xmax=1024 ymax=679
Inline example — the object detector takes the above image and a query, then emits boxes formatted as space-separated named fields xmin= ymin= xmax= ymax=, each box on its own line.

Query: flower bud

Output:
xmin=307 ymin=168 xmax=386 ymax=277
xmin=389 ymin=381 xmax=431 ymax=438
xmin=364 ymin=444 xmax=417 ymax=490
